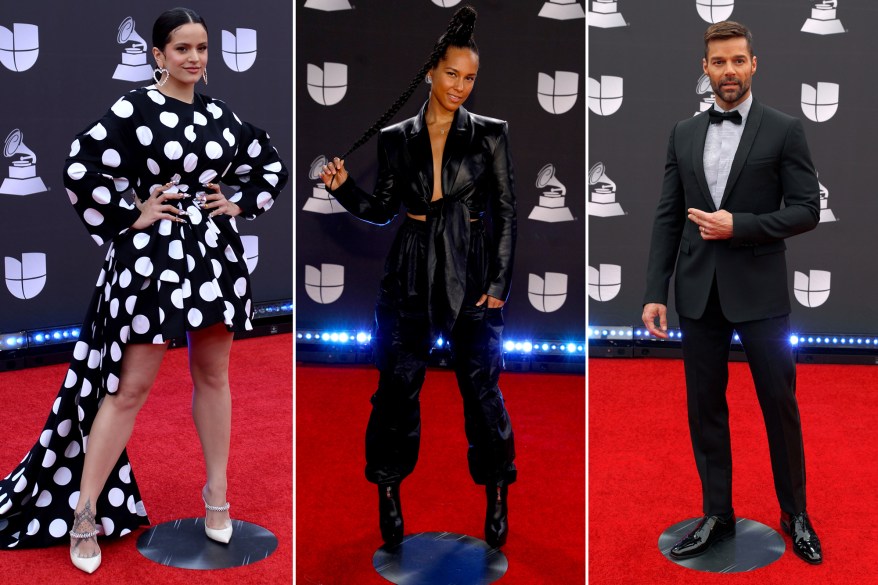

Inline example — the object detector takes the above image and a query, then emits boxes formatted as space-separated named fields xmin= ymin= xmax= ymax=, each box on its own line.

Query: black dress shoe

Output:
xmin=378 ymin=483 xmax=403 ymax=547
xmin=781 ymin=511 xmax=822 ymax=565
xmin=485 ymin=483 xmax=508 ymax=548
xmin=669 ymin=514 xmax=736 ymax=559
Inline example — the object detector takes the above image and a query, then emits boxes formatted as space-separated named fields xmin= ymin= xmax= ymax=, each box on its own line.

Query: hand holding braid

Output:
xmin=324 ymin=5 xmax=478 ymax=191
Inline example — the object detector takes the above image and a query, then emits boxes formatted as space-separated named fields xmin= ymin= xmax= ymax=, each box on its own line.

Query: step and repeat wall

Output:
xmin=0 ymin=0 xmax=292 ymax=335
xmin=297 ymin=0 xmax=586 ymax=341
xmin=590 ymin=0 xmax=878 ymax=334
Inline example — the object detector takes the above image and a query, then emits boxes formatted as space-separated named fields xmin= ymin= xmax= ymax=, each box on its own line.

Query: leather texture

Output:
xmin=329 ymin=101 xmax=517 ymax=331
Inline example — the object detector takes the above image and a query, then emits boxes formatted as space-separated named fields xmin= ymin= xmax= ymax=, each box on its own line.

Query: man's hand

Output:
xmin=688 ymin=208 xmax=733 ymax=240
xmin=642 ymin=303 xmax=669 ymax=339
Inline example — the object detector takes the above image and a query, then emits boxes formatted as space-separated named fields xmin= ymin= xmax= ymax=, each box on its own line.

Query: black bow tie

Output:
xmin=708 ymin=109 xmax=743 ymax=125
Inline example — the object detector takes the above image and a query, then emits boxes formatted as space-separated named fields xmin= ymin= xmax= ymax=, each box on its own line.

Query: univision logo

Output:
xmin=0 ymin=23 xmax=39 ymax=72
xmin=0 ymin=128 xmax=48 ymax=196
xmin=303 ymin=155 xmax=348 ymax=214
xmin=586 ymin=0 xmax=624 ymax=27
xmin=222 ymin=28 xmax=257 ymax=72
xmin=794 ymin=269 xmax=830 ymax=308
xmin=308 ymin=62 xmax=348 ymax=106
xmin=303 ymin=0 xmax=353 ymax=10
xmin=240 ymin=235 xmax=259 ymax=273
xmin=432 ymin=0 xmax=464 ymax=7
xmin=801 ymin=82 xmax=839 ymax=122
xmin=696 ymin=0 xmax=734 ymax=23
xmin=541 ymin=0 xmax=586 ymax=21
xmin=537 ymin=71 xmax=579 ymax=114
xmin=802 ymin=1 xmax=845 ymax=35
xmin=5 ymin=253 xmax=46 ymax=300
xmin=305 ymin=263 xmax=344 ymax=304
xmin=588 ymin=263 xmax=621 ymax=302
xmin=587 ymin=75 xmax=622 ymax=116
xmin=528 ymin=272 xmax=568 ymax=312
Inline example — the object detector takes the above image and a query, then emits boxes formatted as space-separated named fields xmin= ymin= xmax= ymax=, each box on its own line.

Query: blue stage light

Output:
xmin=504 ymin=341 xmax=514 ymax=352
xmin=321 ymin=332 xmax=330 ymax=341
xmin=541 ymin=343 xmax=549 ymax=351
xmin=790 ymin=335 xmax=799 ymax=346
xmin=523 ymin=342 xmax=533 ymax=353
xmin=339 ymin=332 xmax=349 ymax=343
xmin=356 ymin=332 xmax=368 ymax=343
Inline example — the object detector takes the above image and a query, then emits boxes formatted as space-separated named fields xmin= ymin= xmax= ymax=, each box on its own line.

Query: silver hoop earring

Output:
xmin=202 ymin=67 xmax=208 ymax=85
xmin=426 ymin=74 xmax=432 ymax=84
xmin=154 ymin=67 xmax=170 ymax=87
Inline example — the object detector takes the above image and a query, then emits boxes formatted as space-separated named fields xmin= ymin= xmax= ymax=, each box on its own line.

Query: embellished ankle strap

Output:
xmin=203 ymin=493 xmax=230 ymax=512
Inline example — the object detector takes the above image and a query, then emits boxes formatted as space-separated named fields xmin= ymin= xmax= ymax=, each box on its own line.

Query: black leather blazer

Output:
xmin=328 ymin=102 xmax=517 ymax=302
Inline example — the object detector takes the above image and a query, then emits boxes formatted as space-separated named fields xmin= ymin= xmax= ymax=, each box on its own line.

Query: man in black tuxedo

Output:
xmin=642 ymin=21 xmax=822 ymax=565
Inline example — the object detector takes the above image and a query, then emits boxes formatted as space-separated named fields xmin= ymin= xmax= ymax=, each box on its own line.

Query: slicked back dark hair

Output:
xmin=338 ymin=5 xmax=479 ymax=159
xmin=153 ymin=7 xmax=207 ymax=50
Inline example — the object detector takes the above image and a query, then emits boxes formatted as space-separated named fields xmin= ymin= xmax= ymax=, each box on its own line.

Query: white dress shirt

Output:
xmin=703 ymin=93 xmax=753 ymax=210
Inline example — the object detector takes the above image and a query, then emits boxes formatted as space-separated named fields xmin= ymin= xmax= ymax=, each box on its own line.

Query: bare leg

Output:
xmin=188 ymin=323 xmax=234 ymax=530
xmin=72 ymin=342 xmax=168 ymax=559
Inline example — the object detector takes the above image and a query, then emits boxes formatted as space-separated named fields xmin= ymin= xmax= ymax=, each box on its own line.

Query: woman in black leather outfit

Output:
xmin=319 ymin=6 xmax=516 ymax=549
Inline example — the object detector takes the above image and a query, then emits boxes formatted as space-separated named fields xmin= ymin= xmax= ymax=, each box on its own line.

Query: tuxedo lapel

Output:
xmin=720 ymin=100 xmax=764 ymax=208
xmin=690 ymin=112 xmax=715 ymax=211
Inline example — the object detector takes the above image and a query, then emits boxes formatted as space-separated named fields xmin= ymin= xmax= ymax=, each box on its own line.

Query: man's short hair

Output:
xmin=704 ymin=21 xmax=753 ymax=58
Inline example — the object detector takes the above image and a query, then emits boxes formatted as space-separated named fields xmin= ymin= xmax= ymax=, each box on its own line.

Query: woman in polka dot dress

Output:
xmin=0 ymin=8 xmax=288 ymax=573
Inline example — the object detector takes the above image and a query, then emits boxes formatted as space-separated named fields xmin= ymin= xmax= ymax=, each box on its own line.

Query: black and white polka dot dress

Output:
xmin=0 ymin=86 xmax=288 ymax=548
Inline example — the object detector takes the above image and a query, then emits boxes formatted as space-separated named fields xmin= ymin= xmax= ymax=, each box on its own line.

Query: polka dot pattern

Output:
xmin=1 ymin=86 xmax=286 ymax=548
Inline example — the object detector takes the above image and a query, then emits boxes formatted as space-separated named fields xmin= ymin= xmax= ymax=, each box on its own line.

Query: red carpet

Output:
xmin=0 ymin=333 xmax=292 ymax=584
xmin=589 ymin=358 xmax=878 ymax=584
xmin=296 ymin=364 xmax=585 ymax=584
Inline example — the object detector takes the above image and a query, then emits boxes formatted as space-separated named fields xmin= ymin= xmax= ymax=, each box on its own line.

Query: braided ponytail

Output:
xmin=338 ymin=5 xmax=478 ymax=160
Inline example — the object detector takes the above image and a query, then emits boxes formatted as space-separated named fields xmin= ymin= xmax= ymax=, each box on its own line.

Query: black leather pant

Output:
xmin=364 ymin=219 xmax=517 ymax=486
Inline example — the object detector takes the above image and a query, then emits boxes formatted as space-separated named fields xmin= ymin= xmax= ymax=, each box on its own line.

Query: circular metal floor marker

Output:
xmin=136 ymin=517 xmax=278 ymax=570
xmin=373 ymin=531 xmax=508 ymax=584
xmin=658 ymin=517 xmax=785 ymax=573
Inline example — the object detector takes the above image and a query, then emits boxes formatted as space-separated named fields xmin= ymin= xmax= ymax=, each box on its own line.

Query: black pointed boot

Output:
xmin=378 ymin=483 xmax=403 ymax=546
xmin=485 ymin=483 xmax=508 ymax=548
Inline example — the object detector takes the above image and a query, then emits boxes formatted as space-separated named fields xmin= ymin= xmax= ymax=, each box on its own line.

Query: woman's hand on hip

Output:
xmin=132 ymin=182 xmax=188 ymax=229
xmin=199 ymin=182 xmax=241 ymax=218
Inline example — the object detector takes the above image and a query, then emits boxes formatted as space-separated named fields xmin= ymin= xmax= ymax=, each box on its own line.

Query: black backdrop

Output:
xmin=296 ymin=0 xmax=586 ymax=342
xmin=0 ymin=0 xmax=292 ymax=335
xmin=589 ymin=0 xmax=878 ymax=335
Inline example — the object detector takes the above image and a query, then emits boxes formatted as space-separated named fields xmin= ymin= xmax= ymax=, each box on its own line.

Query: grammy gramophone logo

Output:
xmin=112 ymin=17 xmax=154 ymax=82
xmin=303 ymin=0 xmax=353 ymax=11
xmin=0 ymin=129 xmax=47 ymax=196
xmin=586 ymin=0 xmax=624 ymax=27
xmin=540 ymin=0 xmax=586 ymax=21
xmin=303 ymin=155 xmax=347 ymax=214
xmin=816 ymin=173 xmax=837 ymax=223
xmin=802 ymin=1 xmax=845 ymax=35
xmin=694 ymin=74 xmax=715 ymax=116
xmin=529 ymin=164 xmax=574 ymax=223
xmin=587 ymin=162 xmax=624 ymax=217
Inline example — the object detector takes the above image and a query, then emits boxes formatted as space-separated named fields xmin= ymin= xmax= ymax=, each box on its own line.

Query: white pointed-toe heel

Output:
xmin=203 ymin=490 xmax=233 ymax=544
xmin=69 ymin=506 xmax=102 ymax=574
